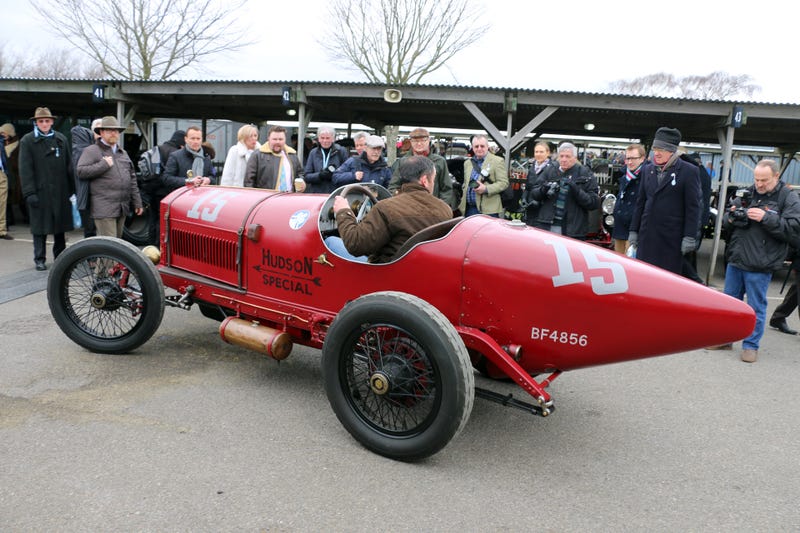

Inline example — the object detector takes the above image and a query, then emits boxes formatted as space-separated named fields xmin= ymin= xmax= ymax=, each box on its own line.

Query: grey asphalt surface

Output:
xmin=1 ymin=224 xmax=799 ymax=532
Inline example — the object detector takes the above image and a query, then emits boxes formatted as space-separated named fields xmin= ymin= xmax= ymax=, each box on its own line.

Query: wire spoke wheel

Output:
xmin=345 ymin=324 xmax=439 ymax=436
xmin=323 ymin=292 xmax=473 ymax=461
xmin=47 ymin=237 xmax=164 ymax=354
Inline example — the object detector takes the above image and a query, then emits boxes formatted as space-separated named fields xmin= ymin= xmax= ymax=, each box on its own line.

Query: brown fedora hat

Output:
xmin=93 ymin=116 xmax=126 ymax=134
xmin=30 ymin=107 xmax=56 ymax=120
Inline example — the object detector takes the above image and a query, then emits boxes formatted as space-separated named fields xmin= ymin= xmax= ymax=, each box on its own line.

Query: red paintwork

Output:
xmin=157 ymin=185 xmax=755 ymax=401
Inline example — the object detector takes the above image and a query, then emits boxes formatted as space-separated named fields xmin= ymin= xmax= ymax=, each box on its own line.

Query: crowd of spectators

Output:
xmin=5 ymin=109 xmax=800 ymax=364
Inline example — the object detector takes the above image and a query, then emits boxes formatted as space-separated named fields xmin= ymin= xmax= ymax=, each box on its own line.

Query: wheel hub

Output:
xmin=90 ymin=279 xmax=124 ymax=311
xmin=369 ymin=372 xmax=390 ymax=395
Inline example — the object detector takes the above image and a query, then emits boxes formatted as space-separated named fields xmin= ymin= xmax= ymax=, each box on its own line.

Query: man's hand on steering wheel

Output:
xmin=333 ymin=193 xmax=351 ymax=214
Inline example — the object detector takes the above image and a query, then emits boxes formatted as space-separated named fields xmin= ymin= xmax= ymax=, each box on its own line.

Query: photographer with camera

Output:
xmin=712 ymin=159 xmax=800 ymax=363
xmin=524 ymin=142 xmax=599 ymax=239
xmin=457 ymin=134 xmax=508 ymax=217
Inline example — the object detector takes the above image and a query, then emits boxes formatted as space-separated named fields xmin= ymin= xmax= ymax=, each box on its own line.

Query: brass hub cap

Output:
xmin=369 ymin=372 xmax=390 ymax=395
xmin=91 ymin=293 xmax=107 ymax=308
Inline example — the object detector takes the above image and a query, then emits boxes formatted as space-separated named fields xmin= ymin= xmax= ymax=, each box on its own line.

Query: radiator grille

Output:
xmin=170 ymin=228 xmax=237 ymax=272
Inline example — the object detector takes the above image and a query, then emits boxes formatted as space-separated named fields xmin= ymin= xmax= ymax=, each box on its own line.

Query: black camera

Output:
xmin=546 ymin=181 xmax=560 ymax=198
xmin=730 ymin=189 xmax=752 ymax=227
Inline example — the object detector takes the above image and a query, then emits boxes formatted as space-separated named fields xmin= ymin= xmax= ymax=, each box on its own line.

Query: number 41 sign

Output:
xmin=92 ymin=84 xmax=107 ymax=103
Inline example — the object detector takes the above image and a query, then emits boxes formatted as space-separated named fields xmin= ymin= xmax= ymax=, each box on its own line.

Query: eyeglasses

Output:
xmin=410 ymin=137 xmax=429 ymax=143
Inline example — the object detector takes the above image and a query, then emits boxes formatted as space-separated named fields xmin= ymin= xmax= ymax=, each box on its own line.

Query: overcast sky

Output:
xmin=3 ymin=0 xmax=799 ymax=104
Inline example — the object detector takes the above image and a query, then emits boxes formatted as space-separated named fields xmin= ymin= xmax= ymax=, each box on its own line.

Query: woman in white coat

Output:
xmin=220 ymin=124 xmax=261 ymax=187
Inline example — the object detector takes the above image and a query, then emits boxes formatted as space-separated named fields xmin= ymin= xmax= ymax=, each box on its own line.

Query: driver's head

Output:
xmin=398 ymin=155 xmax=436 ymax=193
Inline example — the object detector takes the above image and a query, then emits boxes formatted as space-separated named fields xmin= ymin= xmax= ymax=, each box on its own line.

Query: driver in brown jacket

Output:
xmin=333 ymin=156 xmax=452 ymax=263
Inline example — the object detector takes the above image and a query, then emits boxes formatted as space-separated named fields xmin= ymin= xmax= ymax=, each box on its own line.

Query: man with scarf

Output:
xmin=611 ymin=143 xmax=646 ymax=254
xmin=19 ymin=107 xmax=75 ymax=271
xmin=388 ymin=127 xmax=455 ymax=210
xmin=629 ymin=127 xmax=701 ymax=274
xmin=162 ymin=126 xmax=214 ymax=192
xmin=526 ymin=142 xmax=599 ymax=238
xmin=457 ymin=134 xmax=508 ymax=217
xmin=522 ymin=141 xmax=558 ymax=226
xmin=245 ymin=125 xmax=305 ymax=191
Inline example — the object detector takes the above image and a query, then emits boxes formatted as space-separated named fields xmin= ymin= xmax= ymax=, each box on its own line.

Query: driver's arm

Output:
xmin=334 ymin=201 xmax=390 ymax=258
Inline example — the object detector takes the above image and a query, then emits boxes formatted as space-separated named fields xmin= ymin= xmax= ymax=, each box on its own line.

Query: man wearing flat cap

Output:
xmin=629 ymin=127 xmax=701 ymax=275
xmin=388 ymin=127 xmax=455 ymax=210
xmin=76 ymin=116 xmax=143 ymax=238
xmin=19 ymin=107 xmax=75 ymax=271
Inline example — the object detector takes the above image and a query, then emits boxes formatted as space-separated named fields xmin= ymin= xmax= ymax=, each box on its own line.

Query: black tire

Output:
xmin=47 ymin=237 xmax=165 ymax=354
xmin=322 ymin=292 xmax=474 ymax=461
xmin=122 ymin=204 xmax=151 ymax=246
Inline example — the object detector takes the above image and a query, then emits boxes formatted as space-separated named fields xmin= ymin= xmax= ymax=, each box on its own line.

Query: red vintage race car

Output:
xmin=47 ymin=183 xmax=755 ymax=461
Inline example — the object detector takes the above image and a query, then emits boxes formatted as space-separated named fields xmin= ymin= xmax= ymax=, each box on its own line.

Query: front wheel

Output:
xmin=322 ymin=292 xmax=474 ymax=461
xmin=47 ymin=237 xmax=165 ymax=354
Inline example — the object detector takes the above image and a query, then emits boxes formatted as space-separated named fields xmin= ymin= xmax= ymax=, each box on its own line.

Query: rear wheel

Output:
xmin=123 ymin=204 xmax=151 ymax=246
xmin=322 ymin=292 xmax=474 ymax=461
xmin=47 ymin=237 xmax=165 ymax=354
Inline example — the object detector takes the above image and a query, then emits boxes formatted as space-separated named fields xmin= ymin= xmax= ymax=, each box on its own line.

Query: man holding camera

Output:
xmin=303 ymin=126 xmax=350 ymax=194
xmin=715 ymin=159 xmax=800 ymax=363
xmin=525 ymin=142 xmax=599 ymax=239
xmin=457 ymin=134 xmax=508 ymax=217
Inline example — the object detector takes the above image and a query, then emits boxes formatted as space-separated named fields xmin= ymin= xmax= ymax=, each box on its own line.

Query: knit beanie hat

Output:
xmin=652 ymin=127 xmax=681 ymax=152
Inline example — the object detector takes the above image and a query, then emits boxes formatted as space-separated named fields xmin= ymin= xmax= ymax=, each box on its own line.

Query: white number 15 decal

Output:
xmin=187 ymin=190 xmax=241 ymax=222
xmin=545 ymin=240 xmax=628 ymax=295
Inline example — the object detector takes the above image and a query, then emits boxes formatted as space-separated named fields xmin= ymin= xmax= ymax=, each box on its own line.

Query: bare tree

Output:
xmin=0 ymin=48 xmax=27 ymax=77
xmin=0 ymin=45 xmax=104 ymax=78
xmin=321 ymin=0 xmax=489 ymax=160
xmin=323 ymin=0 xmax=489 ymax=84
xmin=609 ymin=71 xmax=761 ymax=100
xmin=30 ymin=0 xmax=252 ymax=80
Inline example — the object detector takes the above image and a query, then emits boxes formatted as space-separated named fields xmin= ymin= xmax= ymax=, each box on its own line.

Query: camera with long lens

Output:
xmin=730 ymin=189 xmax=752 ymax=227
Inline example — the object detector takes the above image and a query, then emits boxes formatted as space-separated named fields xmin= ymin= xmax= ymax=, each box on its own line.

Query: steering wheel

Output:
xmin=321 ymin=183 xmax=392 ymax=237
xmin=340 ymin=184 xmax=379 ymax=223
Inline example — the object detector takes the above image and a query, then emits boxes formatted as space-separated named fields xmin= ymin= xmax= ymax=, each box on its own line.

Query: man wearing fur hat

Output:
xmin=629 ymin=127 xmax=701 ymax=275
xmin=76 ymin=116 xmax=143 ymax=238
xmin=19 ymin=107 xmax=75 ymax=271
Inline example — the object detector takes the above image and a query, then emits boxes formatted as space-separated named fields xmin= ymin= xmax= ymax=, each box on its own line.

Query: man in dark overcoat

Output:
xmin=19 ymin=107 xmax=75 ymax=271
xmin=629 ymin=127 xmax=700 ymax=274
